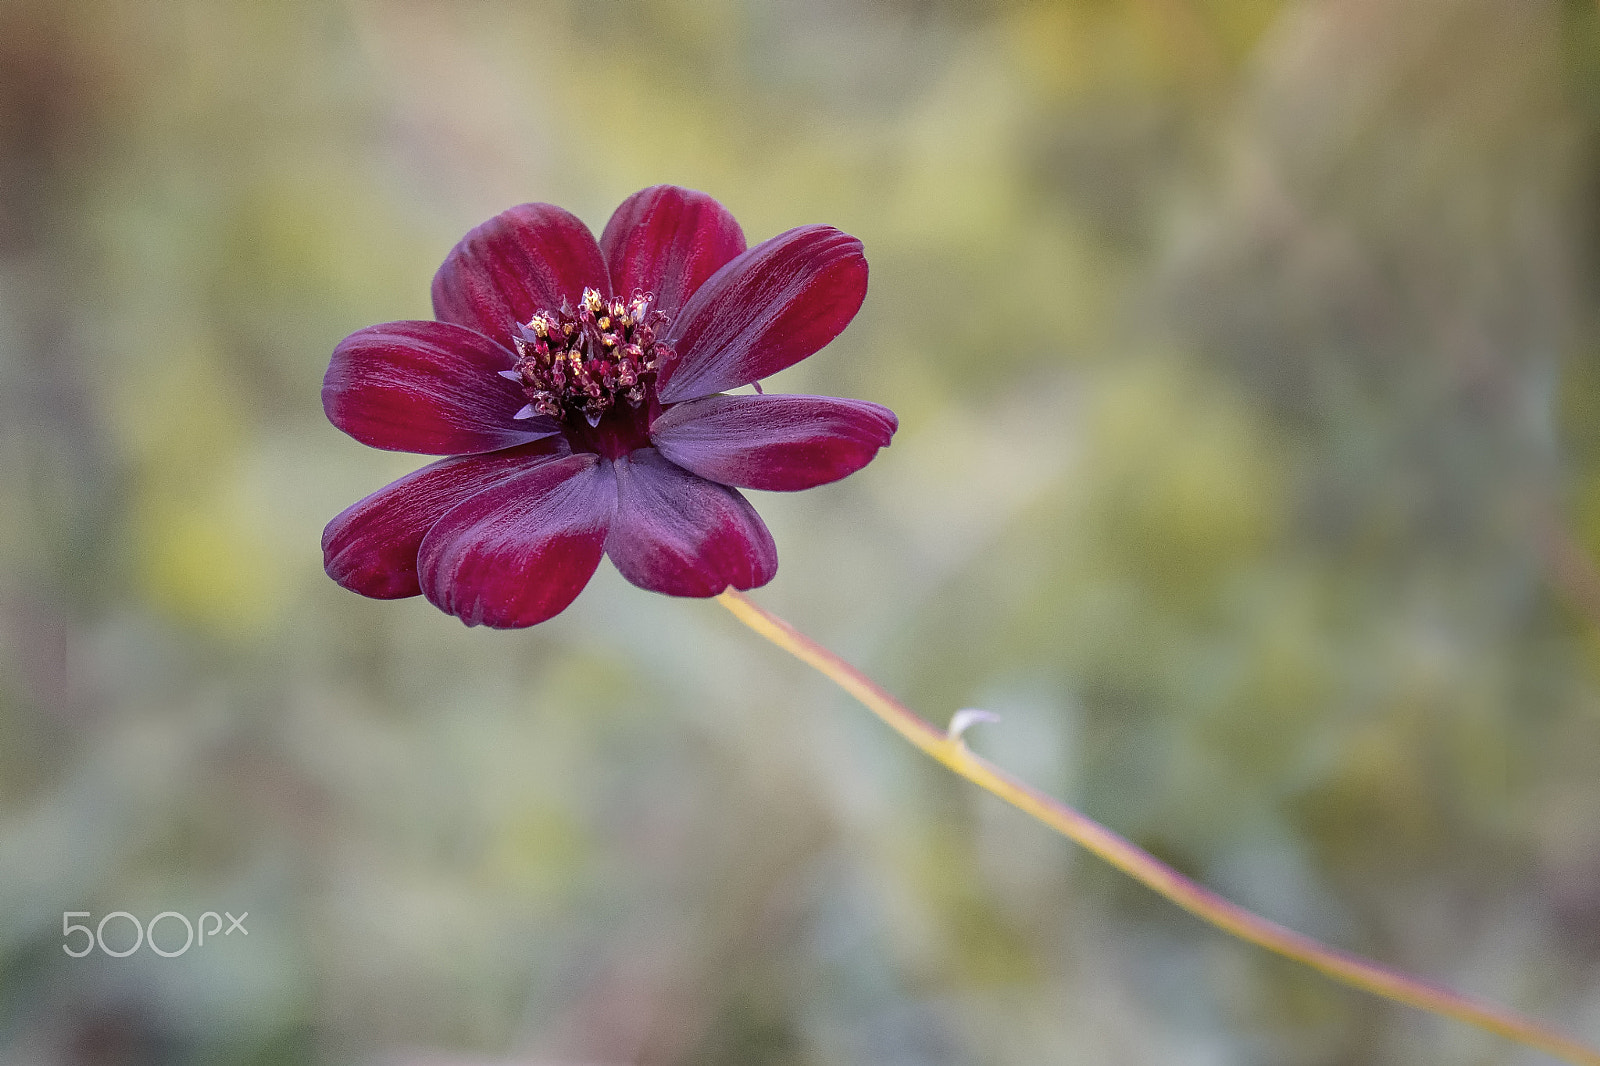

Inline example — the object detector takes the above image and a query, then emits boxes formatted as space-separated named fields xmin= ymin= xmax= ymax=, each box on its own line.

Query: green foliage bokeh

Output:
xmin=3 ymin=1 xmax=1600 ymax=1063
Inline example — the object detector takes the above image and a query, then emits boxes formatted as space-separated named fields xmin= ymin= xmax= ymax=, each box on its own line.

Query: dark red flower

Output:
xmin=322 ymin=186 xmax=896 ymax=627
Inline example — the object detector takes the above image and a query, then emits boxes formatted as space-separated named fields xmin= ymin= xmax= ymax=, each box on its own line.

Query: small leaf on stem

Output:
xmin=948 ymin=707 xmax=1000 ymax=743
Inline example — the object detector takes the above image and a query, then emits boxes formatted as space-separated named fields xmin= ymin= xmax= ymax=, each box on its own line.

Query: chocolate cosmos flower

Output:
xmin=322 ymin=185 xmax=897 ymax=627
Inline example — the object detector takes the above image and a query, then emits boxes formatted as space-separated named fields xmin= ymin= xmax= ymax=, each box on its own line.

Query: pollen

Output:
xmin=506 ymin=288 xmax=673 ymax=424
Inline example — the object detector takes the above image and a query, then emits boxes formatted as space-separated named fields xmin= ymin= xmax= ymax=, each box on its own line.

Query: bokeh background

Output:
xmin=5 ymin=0 xmax=1600 ymax=1063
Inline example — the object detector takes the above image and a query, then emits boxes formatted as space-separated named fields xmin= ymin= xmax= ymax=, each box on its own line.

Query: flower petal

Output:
xmin=604 ymin=448 xmax=777 ymax=597
xmin=657 ymin=225 xmax=867 ymax=403
xmin=650 ymin=393 xmax=897 ymax=491
xmin=323 ymin=320 xmax=558 ymax=454
xmin=431 ymin=203 xmax=608 ymax=348
xmin=599 ymin=185 xmax=746 ymax=318
xmin=418 ymin=454 xmax=615 ymax=628
xmin=323 ymin=440 xmax=567 ymax=599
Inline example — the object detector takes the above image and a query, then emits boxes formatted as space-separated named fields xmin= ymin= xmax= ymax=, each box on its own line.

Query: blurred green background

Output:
xmin=5 ymin=0 xmax=1600 ymax=1063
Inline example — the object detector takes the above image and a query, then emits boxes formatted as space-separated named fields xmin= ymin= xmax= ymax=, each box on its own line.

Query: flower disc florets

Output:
xmin=506 ymin=288 xmax=673 ymax=426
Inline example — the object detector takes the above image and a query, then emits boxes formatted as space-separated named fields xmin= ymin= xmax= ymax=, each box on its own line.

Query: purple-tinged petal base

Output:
xmin=659 ymin=225 xmax=867 ymax=403
xmin=431 ymin=203 xmax=609 ymax=349
xmin=600 ymin=185 xmax=746 ymax=318
xmin=418 ymin=453 xmax=615 ymax=628
xmin=650 ymin=393 xmax=896 ymax=491
xmin=605 ymin=449 xmax=777 ymax=596
xmin=323 ymin=321 xmax=558 ymax=454
xmin=323 ymin=440 xmax=567 ymax=599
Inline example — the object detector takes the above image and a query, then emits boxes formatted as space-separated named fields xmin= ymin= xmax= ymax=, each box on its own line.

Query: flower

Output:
xmin=322 ymin=185 xmax=897 ymax=628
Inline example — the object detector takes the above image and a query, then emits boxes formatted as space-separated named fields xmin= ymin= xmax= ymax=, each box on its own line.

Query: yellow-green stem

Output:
xmin=716 ymin=589 xmax=1600 ymax=1066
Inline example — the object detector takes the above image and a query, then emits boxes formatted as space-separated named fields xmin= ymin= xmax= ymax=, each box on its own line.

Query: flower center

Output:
xmin=504 ymin=288 xmax=673 ymax=427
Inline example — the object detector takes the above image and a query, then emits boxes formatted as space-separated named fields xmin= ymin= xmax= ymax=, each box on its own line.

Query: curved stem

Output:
xmin=716 ymin=589 xmax=1600 ymax=1066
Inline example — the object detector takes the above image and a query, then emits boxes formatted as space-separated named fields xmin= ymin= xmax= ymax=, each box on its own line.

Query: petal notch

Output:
xmin=605 ymin=449 xmax=777 ymax=596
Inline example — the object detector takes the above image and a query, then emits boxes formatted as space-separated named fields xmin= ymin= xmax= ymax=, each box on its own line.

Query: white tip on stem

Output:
xmin=948 ymin=708 xmax=1000 ymax=743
